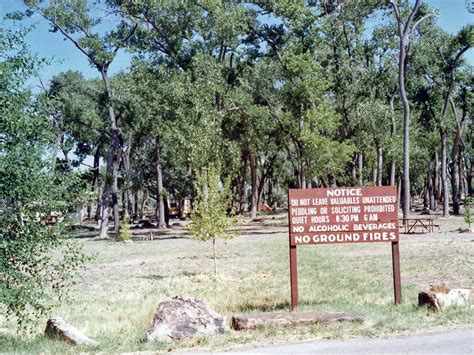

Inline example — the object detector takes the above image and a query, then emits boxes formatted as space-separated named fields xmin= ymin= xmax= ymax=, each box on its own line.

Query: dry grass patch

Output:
xmin=1 ymin=213 xmax=473 ymax=353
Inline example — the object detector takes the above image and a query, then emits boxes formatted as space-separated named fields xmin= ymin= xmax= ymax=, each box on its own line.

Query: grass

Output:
xmin=1 ymin=213 xmax=473 ymax=353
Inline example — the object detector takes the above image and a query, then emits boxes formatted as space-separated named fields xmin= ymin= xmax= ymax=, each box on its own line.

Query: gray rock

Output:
xmin=146 ymin=296 xmax=227 ymax=342
xmin=44 ymin=317 xmax=98 ymax=346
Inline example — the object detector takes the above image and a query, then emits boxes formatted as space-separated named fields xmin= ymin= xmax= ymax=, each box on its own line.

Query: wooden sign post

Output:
xmin=287 ymin=186 xmax=401 ymax=310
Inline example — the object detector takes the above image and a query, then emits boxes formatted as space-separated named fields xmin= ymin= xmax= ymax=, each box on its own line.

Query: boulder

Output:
xmin=418 ymin=285 xmax=473 ymax=311
xmin=44 ymin=317 xmax=98 ymax=346
xmin=232 ymin=311 xmax=363 ymax=331
xmin=146 ymin=296 xmax=227 ymax=342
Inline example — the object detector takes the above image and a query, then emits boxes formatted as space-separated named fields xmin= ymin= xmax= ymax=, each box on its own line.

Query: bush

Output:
xmin=118 ymin=213 xmax=132 ymax=241
xmin=0 ymin=28 xmax=89 ymax=332
xmin=463 ymin=197 xmax=473 ymax=230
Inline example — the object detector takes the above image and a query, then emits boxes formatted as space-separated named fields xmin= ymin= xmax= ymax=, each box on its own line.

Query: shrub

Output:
xmin=463 ymin=197 xmax=473 ymax=230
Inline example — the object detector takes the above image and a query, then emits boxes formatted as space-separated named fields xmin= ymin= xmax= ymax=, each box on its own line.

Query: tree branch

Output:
xmin=38 ymin=10 xmax=100 ymax=68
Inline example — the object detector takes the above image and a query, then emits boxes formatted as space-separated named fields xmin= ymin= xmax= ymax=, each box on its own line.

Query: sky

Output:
xmin=0 ymin=0 xmax=473 ymax=88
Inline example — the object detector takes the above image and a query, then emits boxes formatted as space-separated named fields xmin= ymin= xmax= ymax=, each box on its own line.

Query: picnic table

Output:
xmin=399 ymin=218 xmax=440 ymax=234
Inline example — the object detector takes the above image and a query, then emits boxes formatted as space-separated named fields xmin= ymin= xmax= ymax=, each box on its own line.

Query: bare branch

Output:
xmin=38 ymin=10 xmax=100 ymax=68
xmin=112 ymin=23 xmax=138 ymax=57
xmin=403 ymin=0 xmax=422 ymax=36
xmin=411 ymin=13 xmax=438 ymax=35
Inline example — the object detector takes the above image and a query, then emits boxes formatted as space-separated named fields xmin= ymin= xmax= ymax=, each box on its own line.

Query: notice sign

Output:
xmin=288 ymin=186 xmax=399 ymax=246
xmin=287 ymin=185 xmax=402 ymax=309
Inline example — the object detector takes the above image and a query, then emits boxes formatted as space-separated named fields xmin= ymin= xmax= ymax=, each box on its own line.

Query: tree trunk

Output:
xmin=423 ymin=177 xmax=429 ymax=209
xmin=112 ymin=151 xmax=120 ymax=235
xmin=249 ymin=151 xmax=258 ymax=219
xmin=377 ymin=145 xmax=383 ymax=186
xmin=450 ymin=101 xmax=463 ymax=215
xmin=134 ymin=191 xmax=139 ymax=219
xmin=358 ymin=153 xmax=363 ymax=186
xmin=434 ymin=151 xmax=439 ymax=209
xmin=428 ymin=157 xmax=435 ymax=211
xmin=352 ymin=155 xmax=357 ymax=183
xmin=372 ymin=165 xmax=376 ymax=186
xmin=123 ymin=131 xmax=134 ymax=216
xmin=468 ymin=157 xmax=473 ymax=196
xmin=238 ymin=153 xmax=248 ymax=215
xmin=155 ymin=137 xmax=166 ymax=229
xmin=95 ymin=174 xmax=102 ymax=222
xmin=267 ymin=166 xmax=274 ymax=208
xmin=451 ymin=148 xmax=461 ymax=215
xmin=298 ymin=164 xmax=306 ymax=189
xmin=397 ymin=176 xmax=402 ymax=209
xmin=327 ymin=174 xmax=337 ymax=188
xmin=88 ymin=145 xmax=101 ymax=220
xmin=98 ymin=68 xmax=120 ymax=239
xmin=441 ymin=127 xmax=449 ymax=217
xmin=399 ymin=37 xmax=411 ymax=218
xmin=140 ymin=190 xmax=148 ymax=220
xmin=389 ymin=93 xmax=396 ymax=186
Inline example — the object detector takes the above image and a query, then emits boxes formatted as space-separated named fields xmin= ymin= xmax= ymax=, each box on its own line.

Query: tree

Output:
xmin=0 ymin=28 xmax=87 ymax=332
xmin=389 ymin=0 xmax=437 ymax=218
xmin=20 ymin=0 xmax=137 ymax=238
xmin=188 ymin=165 xmax=235 ymax=276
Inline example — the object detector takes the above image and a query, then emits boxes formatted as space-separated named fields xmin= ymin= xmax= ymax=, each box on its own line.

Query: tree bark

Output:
xmin=98 ymin=68 xmax=120 ymax=239
xmin=123 ymin=131 xmax=134 ymax=216
xmin=112 ymin=149 xmax=120 ymax=235
xmin=428 ymin=156 xmax=436 ymax=211
xmin=468 ymin=158 xmax=473 ymax=196
xmin=238 ymin=153 xmax=248 ymax=215
xmin=88 ymin=144 xmax=101 ymax=220
xmin=440 ymin=127 xmax=449 ymax=217
xmin=389 ymin=93 xmax=396 ymax=186
xmin=140 ymin=190 xmax=148 ymax=220
xmin=155 ymin=137 xmax=166 ymax=229
xmin=267 ymin=166 xmax=274 ymax=208
xmin=249 ymin=151 xmax=258 ymax=219
xmin=377 ymin=145 xmax=383 ymax=186
xmin=450 ymin=99 xmax=463 ymax=215
xmin=398 ymin=28 xmax=411 ymax=218
xmin=434 ymin=151 xmax=439 ymax=209
xmin=134 ymin=191 xmax=139 ymax=218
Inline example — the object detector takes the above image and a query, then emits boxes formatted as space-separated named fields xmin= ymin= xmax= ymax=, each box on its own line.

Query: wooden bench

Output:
xmin=399 ymin=218 xmax=440 ymax=234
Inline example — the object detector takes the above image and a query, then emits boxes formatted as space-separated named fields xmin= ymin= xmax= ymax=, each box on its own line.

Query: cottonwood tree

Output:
xmin=20 ymin=0 xmax=137 ymax=237
xmin=389 ymin=0 xmax=436 ymax=217
xmin=189 ymin=164 xmax=235 ymax=276
xmin=46 ymin=71 xmax=106 ymax=219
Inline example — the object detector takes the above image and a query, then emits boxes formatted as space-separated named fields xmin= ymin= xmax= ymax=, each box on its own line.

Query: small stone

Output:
xmin=146 ymin=296 xmax=227 ymax=342
xmin=45 ymin=317 xmax=98 ymax=346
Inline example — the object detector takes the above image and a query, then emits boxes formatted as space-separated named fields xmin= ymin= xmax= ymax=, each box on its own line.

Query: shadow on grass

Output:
xmin=139 ymin=271 xmax=200 ymax=280
xmin=235 ymin=298 xmax=333 ymax=313
xmin=236 ymin=229 xmax=287 ymax=236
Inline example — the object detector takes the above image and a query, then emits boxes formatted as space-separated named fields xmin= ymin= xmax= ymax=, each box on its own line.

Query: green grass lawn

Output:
xmin=1 ymin=214 xmax=473 ymax=353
